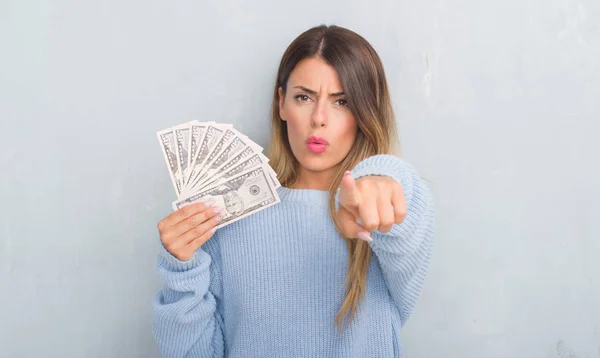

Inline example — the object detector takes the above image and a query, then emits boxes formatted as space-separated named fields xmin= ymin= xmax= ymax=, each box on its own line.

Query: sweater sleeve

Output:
xmin=151 ymin=233 xmax=225 ymax=358
xmin=340 ymin=154 xmax=435 ymax=326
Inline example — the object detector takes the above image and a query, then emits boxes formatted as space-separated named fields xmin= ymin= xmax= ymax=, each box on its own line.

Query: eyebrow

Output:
xmin=293 ymin=86 xmax=345 ymax=97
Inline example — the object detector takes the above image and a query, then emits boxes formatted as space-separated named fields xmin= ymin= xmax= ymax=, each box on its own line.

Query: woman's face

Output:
xmin=279 ymin=57 xmax=358 ymax=178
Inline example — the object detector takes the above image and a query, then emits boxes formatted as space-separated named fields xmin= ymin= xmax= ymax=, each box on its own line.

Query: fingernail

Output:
xmin=214 ymin=214 xmax=222 ymax=222
xmin=204 ymin=198 xmax=216 ymax=207
xmin=213 ymin=206 xmax=223 ymax=214
xmin=356 ymin=232 xmax=373 ymax=242
xmin=344 ymin=171 xmax=352 ymax=176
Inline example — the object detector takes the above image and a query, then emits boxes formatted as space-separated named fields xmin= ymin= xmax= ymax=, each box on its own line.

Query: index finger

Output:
xmin=338 ymin=171 xmax=360 ymax=215
xmin=165 ymin=199 xmax=216 ymax=227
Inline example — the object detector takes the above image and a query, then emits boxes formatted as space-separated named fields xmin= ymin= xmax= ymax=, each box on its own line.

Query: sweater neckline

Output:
xmin=276 ymin=187 xmax=331 ymax=204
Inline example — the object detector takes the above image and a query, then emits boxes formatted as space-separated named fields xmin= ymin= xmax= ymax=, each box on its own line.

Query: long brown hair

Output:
xmin=267 ymin=24 xmax=399 ymax=331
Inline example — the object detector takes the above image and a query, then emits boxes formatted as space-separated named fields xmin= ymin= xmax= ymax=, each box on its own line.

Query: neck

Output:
xmin=292 ymin=166 xmax=335 ymax=191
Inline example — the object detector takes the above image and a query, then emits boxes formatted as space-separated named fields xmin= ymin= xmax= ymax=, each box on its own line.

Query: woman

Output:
xmin=153 ymin=24 xmax=435 ymax=358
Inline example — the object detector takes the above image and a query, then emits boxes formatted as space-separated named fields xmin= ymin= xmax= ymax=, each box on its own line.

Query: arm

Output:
xmin=345 ymin=154 xmax=435 ymax=325
xmin=152 ymin=235 xmax=225 ymax=358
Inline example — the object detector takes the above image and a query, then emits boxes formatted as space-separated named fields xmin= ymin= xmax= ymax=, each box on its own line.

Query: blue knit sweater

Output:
xmin=152 ymin=154 xmax=435 ymax=358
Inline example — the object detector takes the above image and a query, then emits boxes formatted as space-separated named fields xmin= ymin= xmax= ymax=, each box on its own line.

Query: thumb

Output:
xmin=339 ymin=171 xmax=360 ymax=212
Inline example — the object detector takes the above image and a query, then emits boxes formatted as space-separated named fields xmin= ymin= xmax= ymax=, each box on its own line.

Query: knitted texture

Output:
xmin=152 ymin=154 xmax=435 ymax=358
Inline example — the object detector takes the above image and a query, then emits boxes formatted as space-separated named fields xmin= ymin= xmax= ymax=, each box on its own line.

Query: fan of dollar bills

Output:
xmin=157 ymin=121 xmax=281 ymax=229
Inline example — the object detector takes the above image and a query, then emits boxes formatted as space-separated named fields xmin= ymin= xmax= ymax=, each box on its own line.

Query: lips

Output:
xmin=305 ymin=136 xmax=329 ymax=153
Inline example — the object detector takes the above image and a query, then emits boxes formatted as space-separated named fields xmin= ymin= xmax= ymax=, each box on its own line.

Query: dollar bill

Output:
xmin=191 ymin=134 xmax=263 ymax=189
xmin=173 ymin=123 xmax=191 ymax=188
xmin=188 ymin=128 xmax=237 ymax=187
xmin=198 ymin=152 xmax=280 ymax=191
xmin=157 ymin=128 xmax=182 ymax=196
xmin=184 ymin=124 xmax=229 ymax=193
xmin=173 ymin=165 xmax=280 ymax=229
xmin=212 ymin=145 xmax=265 ymax=175
xmin=197 ymin=153 xmax=264 ymax=190
xmin=186 ymin=122 xmax=211 ymax=185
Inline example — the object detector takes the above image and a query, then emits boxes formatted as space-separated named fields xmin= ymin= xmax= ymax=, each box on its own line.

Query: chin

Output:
xmin=296 ymin=155 xmax=337 ymax=173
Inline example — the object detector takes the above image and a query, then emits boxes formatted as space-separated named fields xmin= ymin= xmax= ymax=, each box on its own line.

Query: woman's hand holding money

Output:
xmin=336 ymin=171 xmax=407 ymax=242
xmin=157 ymin=200 xmax=223 ymax=261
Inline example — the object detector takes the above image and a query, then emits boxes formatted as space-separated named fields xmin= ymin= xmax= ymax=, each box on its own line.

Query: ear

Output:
xmin=278 ymin=87 xmax=286 ymax=121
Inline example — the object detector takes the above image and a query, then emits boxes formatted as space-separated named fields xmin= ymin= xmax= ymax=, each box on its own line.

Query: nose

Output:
xmin=311 ymin=102 xmax=327 ymax=128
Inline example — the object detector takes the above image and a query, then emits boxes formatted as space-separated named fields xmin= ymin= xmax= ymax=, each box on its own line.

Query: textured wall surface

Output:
xmin=1 ymin=0 xmax=598 ymax=357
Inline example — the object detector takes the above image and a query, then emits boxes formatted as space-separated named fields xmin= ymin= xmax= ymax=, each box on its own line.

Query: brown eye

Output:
xmin=294 ymin=94 xmax=310 ymax=102
xmin=336 ymin=98 xmax=348 ymax=106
